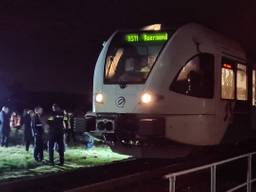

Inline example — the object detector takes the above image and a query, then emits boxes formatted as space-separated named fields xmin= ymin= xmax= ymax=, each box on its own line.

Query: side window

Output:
xmin=221 ymin=62 xmax=235 ymax=99
xmin=221 ymin=57 xmax=248 ymax=101
xmin=252 ymin=70 xmax=256 ymax=105
xmin=236 ymin=64 xmax=247 ymax=100
xmin=170 ymin=53 xmax=214 ymax=98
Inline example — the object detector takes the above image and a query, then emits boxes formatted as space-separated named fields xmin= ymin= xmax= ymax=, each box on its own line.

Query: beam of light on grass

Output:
xmin=0 ymin=145 xmax=129 ymax=182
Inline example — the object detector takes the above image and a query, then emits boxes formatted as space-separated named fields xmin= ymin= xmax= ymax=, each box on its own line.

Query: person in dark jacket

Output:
xmin=0 ymin=106 xmax=10 ymax=147
xmin=23 ymin=109 xmax=34 ymax=151
xmin=66 ymin=112 xmax=76 ymax=144
xmin=32 ymin=106 xmax=44 ymax=162
xmin=48 ymin=104 xmax=65 ymax=165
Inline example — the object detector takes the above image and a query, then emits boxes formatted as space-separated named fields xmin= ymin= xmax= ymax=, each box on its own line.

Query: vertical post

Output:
xmin=211 ymin=165 xmax=216 ymax=192
xmin=169 ymin=176 xmax=176 ymax=192
xmin=247 ymin=154 xmax=252 ymax=192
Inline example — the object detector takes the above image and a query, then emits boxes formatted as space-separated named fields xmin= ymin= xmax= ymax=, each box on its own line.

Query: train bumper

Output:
xmin=85 ymin=113 xmax=193 ymax=158
xmin=87 ymin=113 xmax=165 ymax=141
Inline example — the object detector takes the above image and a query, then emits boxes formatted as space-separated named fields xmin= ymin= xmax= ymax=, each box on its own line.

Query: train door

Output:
xmin=219 ymin=56 xmax=251 ymax=143
xmin=251 ymin=67 xmax=256 ymax=130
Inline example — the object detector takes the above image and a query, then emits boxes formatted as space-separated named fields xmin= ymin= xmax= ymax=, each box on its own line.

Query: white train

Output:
xmin=87 ymin=23 xmax=256 ymax=158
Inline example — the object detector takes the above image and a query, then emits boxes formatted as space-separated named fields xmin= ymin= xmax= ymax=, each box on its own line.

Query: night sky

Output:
xmin=0 ymin=0 xmax=255 ymax=95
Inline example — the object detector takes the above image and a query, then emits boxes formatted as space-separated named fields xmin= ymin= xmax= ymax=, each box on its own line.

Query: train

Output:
xmin=86 ymin=23 xmax=256 ymax=158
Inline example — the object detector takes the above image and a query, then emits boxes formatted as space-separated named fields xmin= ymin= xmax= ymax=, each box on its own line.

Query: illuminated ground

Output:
xmin=0 ymin=145 xmax=129 ymax=183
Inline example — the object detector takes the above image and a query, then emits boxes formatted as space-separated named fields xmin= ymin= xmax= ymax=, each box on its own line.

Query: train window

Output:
xmin=221 ymin=65 xmax=235 ymax=100
xmin=221 ymin=58 xmax=248 ymax=101
xmin=236 ymin=64 xmax=247 ymax=100
xmin=170 ymin=53 xmax=214 ymax=98
xmin=104 ymin=31 xmax=172 ymax=84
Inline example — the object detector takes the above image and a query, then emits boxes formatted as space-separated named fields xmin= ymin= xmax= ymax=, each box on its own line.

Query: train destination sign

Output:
xmin=125 ymin=32 xmax=169 ymax=43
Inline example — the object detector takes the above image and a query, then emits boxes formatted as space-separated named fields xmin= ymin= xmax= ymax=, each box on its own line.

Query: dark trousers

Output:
xmin=1 ymin=134 xmax=9 ymax=147
xmin=34 ymin=135 xmax=44 ymax=161
xmin=66 ymin=130 xmax=76 ymax=144
xmin=49 ymin=135 xmax=64 ymax=164
xmin=25 ymin=138 xmax=34 ymax=151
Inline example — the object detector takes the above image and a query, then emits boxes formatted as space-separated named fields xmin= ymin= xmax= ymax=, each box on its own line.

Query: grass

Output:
xmin=0 ymin=145 xmax=129 ymax=183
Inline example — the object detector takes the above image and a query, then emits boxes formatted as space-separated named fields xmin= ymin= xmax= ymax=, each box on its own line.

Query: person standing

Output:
xmin=10 ymin=111 xmax=21 ymax=130
xmin=63 ymin=110 xmax=69 ymax=147
xmin=0 ymin=106 xmax=10 ymax=147
xmin=66 ymin=112 xmax=76 ymax=144
xmin=32 ymin=106 xmax=44 ymax=162
xmin=48 ymin=104 xmax=65 ymax=166
xmin=23 ymin=109 xmax=34 ymax=151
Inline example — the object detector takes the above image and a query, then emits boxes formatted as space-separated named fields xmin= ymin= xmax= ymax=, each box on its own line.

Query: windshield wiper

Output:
xmin=118 ymin=80 xmax=127 ymax=89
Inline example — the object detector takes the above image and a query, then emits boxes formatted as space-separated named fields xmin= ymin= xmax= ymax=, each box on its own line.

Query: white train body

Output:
xmin=90 ymin=23 xmax=255 ymax=157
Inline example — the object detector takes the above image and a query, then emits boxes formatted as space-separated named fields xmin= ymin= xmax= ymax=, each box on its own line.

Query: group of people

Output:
xmin=0 ymin=104 xmax=75 ymax=166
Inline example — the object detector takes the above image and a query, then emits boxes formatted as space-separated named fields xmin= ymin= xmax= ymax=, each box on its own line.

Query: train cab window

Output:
xmin=104 ymin=31 xmax=171 ymax=84
xmin=221 ymin=63 xmax=235 ymax=99
xmin=170 ymin=53 xmax=214 ymax=98
xmin=236 ymin=64 xmax=247 ymax=100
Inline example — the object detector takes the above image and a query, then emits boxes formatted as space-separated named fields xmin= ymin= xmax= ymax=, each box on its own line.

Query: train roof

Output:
xmin=177 ymin=23 xmax=245 ymax=57
xmin=117 ymin=23 xmax=246 ymax=61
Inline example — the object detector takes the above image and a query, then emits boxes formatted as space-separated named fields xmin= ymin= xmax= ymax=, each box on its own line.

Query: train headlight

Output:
xmin=95 ymin=93 xmax=104 ymax=103
xmin=141 ymin=93 xmax=152 ymax=104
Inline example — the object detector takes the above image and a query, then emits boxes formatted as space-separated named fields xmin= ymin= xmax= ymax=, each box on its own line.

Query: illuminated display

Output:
xmin=142 ymin=33 xmax=168 ymax=41
xmin=125 ymin=34 xmax=139 ymax=42
xmin=125 ymin=32 xmax=169 ymax=43
xmin=223 ymin=63 xmax=232 ymax=69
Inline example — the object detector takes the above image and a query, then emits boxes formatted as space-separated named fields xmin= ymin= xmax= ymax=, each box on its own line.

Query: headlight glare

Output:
xmin=96 ymin=93 xmax=104 ymax=103
xmin=141 ymin=93 xmax=152 ymax=104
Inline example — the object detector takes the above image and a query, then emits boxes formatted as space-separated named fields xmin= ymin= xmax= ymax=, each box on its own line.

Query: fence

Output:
xmin=165 ymin=152 xmax=256 ymax=192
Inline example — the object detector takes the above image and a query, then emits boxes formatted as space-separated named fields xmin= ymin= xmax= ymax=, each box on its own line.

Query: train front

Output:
xmin=89 ymin=25 xmax=190 ymax=158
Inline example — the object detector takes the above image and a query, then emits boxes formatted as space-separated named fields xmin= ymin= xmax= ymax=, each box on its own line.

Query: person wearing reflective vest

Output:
xmin=32 ymin=106 xmax=44 ymax=162
xmin=47 ymin=104 xmax=65 ymax=166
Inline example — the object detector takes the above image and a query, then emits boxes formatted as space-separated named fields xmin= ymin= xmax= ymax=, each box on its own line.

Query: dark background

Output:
xmin=0 ymin=0 xmax=255 ymax=112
